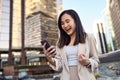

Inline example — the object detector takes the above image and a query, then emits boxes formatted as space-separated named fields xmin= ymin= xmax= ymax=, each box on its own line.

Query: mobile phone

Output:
xmin=41 ymin=39 xmax=50 ymax=50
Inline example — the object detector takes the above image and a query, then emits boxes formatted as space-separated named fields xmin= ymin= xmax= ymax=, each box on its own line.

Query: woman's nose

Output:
xmin=64 ymin=23 xmax=68 ymax=28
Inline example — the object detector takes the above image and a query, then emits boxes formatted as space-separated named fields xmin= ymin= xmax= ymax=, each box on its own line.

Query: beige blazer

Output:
xmin=49 ymin=33 xmax=99 ymax=80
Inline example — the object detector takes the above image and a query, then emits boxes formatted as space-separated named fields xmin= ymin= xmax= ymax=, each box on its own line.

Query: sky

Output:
xmin=62 ymin=0 xmax=106 ymax=33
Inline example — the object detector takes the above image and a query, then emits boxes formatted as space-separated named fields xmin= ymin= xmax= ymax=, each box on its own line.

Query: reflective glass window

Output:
xmin=2 ymin=7 xmax=10 ymax=13
xmin=1 ymin=27 xmax=9 ymax=33
xmin=1 ymin=19 xmax=9 ymax=26
xmin=2 ymin=0 xmax=10 ymax=7
xmin=2 ymin=12 xmax=9 ymax=20
xmin=0 ymin=41 xmax=9 ymax=48
xmin=0 ymin=33 xmax=9 ymax=40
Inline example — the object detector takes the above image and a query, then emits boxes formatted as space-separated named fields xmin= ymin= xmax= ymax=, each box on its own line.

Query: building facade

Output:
xmin=94 ymin=20 xmax=108 ymax=54
xmin=25 ymin=0 xmax=58 ymax=47
xmin=0 ymin=0 xmax=10 ymax=49
xmin=108 ymin=0 xmax=120 ymax=49
xmin=0 ymin=0 xmax=62 ymax=77
xmin=102 ymin=7 xmax=117 ymax=51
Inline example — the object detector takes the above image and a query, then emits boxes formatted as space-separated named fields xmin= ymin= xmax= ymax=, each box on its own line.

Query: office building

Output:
xmin=0 ymin=0 xmax=10 ymax=49
xmin=0 ymin=0 xmax=62 ymax=77
xmin=107 ymin=0 xmax=120 ymax=49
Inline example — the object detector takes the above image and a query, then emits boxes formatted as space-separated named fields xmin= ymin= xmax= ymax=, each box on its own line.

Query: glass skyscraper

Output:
xmin=0 ymin=0 xmax=62 ymax=77
xmin=0 ymin=0 xmax=10 ymax=49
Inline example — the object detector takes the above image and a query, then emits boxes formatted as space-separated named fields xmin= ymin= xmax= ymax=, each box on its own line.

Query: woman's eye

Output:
xmin=61 ymin=22 xmax=64 ymax=25
xmin=66 ymin=19 xmax=70 ymax=23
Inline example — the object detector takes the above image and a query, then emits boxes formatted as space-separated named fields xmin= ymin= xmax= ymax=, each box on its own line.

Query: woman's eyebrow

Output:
xmin=65 ymin=19 xmax=70 ymax=22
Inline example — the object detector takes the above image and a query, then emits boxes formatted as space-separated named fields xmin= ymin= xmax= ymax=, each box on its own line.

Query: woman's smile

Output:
xmin=65 ymin=27 xmax=71 ymax=33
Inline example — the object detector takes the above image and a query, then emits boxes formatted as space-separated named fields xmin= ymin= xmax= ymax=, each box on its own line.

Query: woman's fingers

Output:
xmin=79 ymin=54 xmax=86 ymax=60
xmin=44 ymin=46 xmax=56 ymax=58
xmin=78 ymin=54 xmax=89 ymax=65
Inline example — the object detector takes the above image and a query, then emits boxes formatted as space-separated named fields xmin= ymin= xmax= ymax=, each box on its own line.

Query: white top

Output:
xmin=66 ymin=45 xmax=78 ymax=66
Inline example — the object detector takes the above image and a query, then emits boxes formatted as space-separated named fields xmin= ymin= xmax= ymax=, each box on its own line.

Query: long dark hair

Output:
xmin=58 ymin=9 xmax=86 ymax=48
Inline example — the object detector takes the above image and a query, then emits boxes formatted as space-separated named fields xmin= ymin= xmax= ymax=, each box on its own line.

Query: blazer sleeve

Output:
xmin=87 ymin=34 xmax=100 ymax=72
xmin=48 ymin=46 xmax=63 ymax=72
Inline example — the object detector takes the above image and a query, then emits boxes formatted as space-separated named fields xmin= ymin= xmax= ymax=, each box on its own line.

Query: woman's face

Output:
xmin=61 ymin=13 xmax=76 ymax=37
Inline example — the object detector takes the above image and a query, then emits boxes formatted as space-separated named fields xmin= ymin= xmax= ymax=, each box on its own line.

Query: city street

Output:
xmin=0 ymin=0 xmax=120 ymax=80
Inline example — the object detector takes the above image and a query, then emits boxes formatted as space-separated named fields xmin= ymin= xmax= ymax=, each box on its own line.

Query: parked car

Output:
xmin=0 ymin=71 xmax=4 ymax=80
xmin=18 ymin=71 xmax=35 ymax=80
xmin=18 ymin=76 xmax=35 ymax=80
xmin=53 ymin=73 xmax=61 ymax=80
xmin=0 ymin=77 xmax=4 ymax=80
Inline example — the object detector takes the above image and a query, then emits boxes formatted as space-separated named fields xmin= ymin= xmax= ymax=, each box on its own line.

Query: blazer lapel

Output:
xmin=77 ymin=43 xmax=86 ymax=71
xmin=60 ymin=46 xmax=69 ymax=72
xmin=78 ymin=43 xmax=86 ymax=55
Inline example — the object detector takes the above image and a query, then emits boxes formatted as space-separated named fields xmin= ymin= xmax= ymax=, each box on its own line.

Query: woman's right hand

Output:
xmin=43 ymin=43 xmax=56 ymax=59
xmin=43 ymin=43 xmax=56 ymax=66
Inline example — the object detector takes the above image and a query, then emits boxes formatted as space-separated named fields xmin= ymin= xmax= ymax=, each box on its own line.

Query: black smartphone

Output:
xmin=41 ymin=39 xmax=50 ymax=50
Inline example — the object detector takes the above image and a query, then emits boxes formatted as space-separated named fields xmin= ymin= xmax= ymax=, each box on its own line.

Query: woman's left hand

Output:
xmin=78 ymin=54 xmax=90 ymax=66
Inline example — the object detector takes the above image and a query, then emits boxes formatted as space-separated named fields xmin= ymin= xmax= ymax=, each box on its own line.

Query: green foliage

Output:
xmin=94 ymin=73 xmax=100 ymax=78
